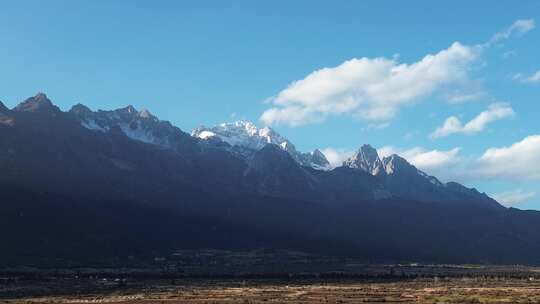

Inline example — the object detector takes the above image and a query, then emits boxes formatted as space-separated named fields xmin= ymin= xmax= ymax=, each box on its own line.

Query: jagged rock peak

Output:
xmin=14 ymin=93 xmax=60 ymax=113
xmin=343 ymin=144 xmax=385 ymax=175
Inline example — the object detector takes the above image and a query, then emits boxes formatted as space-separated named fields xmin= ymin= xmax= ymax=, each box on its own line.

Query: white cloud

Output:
xmin=430 ymin=103 xmax=514 ymax=139
xmin=260 ymin=42 xmax=479 ymax=126
xmin=474 ymin=135 xmax=540 ymax=181
xmin=321 ymin=148 xmax=354 ymax=168
xmin=515 ymin=70 xmax=540 ymax=84
xmin=487 ymin=19 xmax=536 ymax=45
xmin=260 ymin=19 xmax=536 ymax=127
xmin=492 ymin=190 xmax=537 ymax=206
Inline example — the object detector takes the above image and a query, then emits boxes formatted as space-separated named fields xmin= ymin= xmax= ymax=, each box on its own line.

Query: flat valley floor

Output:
xmin=4 ymin=278 xmax=540 ymax=303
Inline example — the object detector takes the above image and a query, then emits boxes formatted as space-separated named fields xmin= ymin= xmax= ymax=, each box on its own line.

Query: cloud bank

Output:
xmin=260 ymin=42 xmax=479 ymax=126
xmin=260 ymin=19 xmax=535 ymax=127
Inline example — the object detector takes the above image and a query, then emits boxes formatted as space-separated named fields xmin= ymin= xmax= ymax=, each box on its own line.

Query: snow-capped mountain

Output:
xmin=193 ymin=121 xmax=289 ymax=150
xmin=58 ymin=94 xmax=496 ymax=207
xmin=192 ymin=121 xmax=330 ymax=170
xmin=69 ymin=104 xmax=329 ymax=170
xmin=69 ymin=103 xmax=194 ymax=151
xmin=343 ymin=144 xmax=386 ymax=175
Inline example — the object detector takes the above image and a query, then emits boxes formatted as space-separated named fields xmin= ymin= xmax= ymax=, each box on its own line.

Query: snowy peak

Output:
xmin=70 ymin=104 xmax=187 ymax=149
xmin=192 ymin=120 xmax=330 ymax=170
xmin=343 ymin=144 xmax=385 ymax=175
xmin=14 ymin=93 xmax=60 ymax=113
xmin=193 ymin=120 xmax=292 ymax=151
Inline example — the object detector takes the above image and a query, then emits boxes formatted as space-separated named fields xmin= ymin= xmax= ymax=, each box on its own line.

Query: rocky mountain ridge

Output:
xmin=4 ymin=93 xmax=539 ymax=266
xmin=2 ymin=93 xmax=498 ymax=207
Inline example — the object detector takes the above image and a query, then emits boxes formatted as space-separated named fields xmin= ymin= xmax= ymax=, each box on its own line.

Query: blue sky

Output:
xmin=1 ymin=1 xmax=539 ymax=209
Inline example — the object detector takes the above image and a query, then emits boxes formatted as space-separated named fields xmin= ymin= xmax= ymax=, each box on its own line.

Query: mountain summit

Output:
xmin=343 ymin=144 xmax=386 ymax=175
xmin=192 ymin=121 xmax=330 ymax=170
xmin=13 ymin=93 xmax=60 ymax=113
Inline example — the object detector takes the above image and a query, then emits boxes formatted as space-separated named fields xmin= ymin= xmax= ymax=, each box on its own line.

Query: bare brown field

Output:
xmin=4 ymin=278 xmax=540 ymax=304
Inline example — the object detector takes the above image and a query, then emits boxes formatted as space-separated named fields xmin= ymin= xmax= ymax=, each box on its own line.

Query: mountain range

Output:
xmin=1 ymin=93 xmax=540 ymax=266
